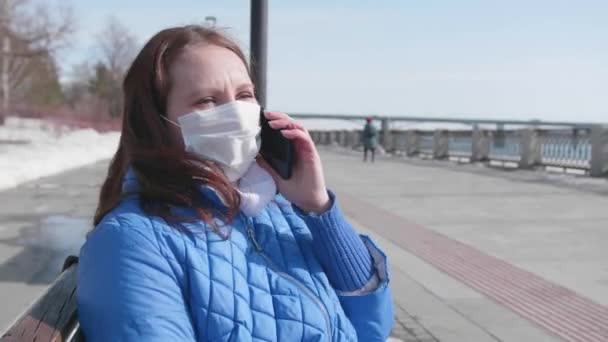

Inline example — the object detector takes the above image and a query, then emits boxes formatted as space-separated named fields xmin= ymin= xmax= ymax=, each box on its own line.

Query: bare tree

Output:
xmin=0 ymin=0 xmax=75 ymax=123
xmin=63 ymin=62 xmax=93 ymax=106
xmin=81 ymin=17 xmax=138 ymax=118
xmin=61 ymin=17 xmax=137 ymax=120
xmin=1 ymin=0 xmax=74 ymax=56
xmin=97 ymin=16 xmax=138 ymax=80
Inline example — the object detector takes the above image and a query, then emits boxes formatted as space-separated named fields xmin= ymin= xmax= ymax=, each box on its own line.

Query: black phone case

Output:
xmin=260 ymin=109 xmax=295 ymax=179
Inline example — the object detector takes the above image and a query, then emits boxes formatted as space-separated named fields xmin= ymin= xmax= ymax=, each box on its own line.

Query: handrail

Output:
xmin=290 ymin=113 xmax=599 ymax=129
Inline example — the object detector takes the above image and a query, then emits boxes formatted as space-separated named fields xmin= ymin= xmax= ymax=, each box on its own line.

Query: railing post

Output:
xmin=329 ymin=131 xmax=338 ymax=145
xmin=393 ymin=130 xmax=407 ymax=153
xmin=384 ymin=129 xmax=395 ymax=152
xmin=310 ymin=131 xmax=319 ymax=144
xmin=381 ymin=118 xmax=390 ymax=150
xmin=390 ymin=131 xmax=398 ymax=152
xmin=383 ymin=129 xmax=393 ymax=152
xmin=353 ymin=130 xmax=362 ymax=149
xmin=471 ymin=125 xmax=490 ymax=162
xmin=519 ymin=129 xmax=540 ymax=169
xmin=345 ymin=130 xmax=355 ymax=148
xmin=334 ymin=131 xmax=340 ymax=146
xmin=590 ymin=125 xmax=608 ymax=177
xmin=338 ymin=130 xmax=347 ymax=147
xmin=433 ymin=130 xmax=449 ymax=159
xmin=406 ymin=130 xmax=419 ymax=156
xmin=322 ymin=131 xmax=331 ymax=145
xmin=345 ymin=131 xmax=353 ymax=148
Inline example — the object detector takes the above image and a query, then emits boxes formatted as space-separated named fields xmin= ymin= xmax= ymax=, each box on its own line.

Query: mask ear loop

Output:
xmin=161 ymin=115 xmax=181 ymax=128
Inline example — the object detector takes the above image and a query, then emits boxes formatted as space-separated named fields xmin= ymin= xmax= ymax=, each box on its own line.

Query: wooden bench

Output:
xmin=1 ymin=256 xmax=84 ymax=342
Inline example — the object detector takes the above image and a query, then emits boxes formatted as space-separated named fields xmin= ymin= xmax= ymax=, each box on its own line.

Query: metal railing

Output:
xmin=539 ymin=131 xmax=592 ymax=169
xmin=299 ymin=114 xmax=608 ymax=177
xmin=448 ymin=133 xmax=473 ymax=157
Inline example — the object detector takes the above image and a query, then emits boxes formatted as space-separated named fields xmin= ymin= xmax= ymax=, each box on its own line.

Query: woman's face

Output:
xmin=165 ymin=44 xmax=256 ymax=136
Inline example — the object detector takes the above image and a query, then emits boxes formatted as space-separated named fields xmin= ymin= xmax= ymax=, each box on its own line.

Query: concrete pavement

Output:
xmin=0 ymin=162 xmax=106 ymax=330
xmin=321 ymin=147 xmax=608 ymax=341
xmin=1 ymin=149 xmax=607 ymax=341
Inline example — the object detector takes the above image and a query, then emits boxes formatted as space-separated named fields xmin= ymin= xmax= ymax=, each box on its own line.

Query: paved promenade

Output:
xmin=1 ymin=149 xmax=607 ymax=341
xmin=322 ymin=147 xmax=608 ymax=341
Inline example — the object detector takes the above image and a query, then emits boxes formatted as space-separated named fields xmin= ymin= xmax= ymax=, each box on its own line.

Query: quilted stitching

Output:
xmin=101 ymin=196 xmax=358 ymax=341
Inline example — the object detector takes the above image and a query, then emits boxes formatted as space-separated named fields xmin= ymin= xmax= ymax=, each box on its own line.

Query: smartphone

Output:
xmin=260 ymin=108 xmax=295 ymax=179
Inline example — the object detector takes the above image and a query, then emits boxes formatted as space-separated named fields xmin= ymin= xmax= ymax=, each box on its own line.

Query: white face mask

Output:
xmin=164 ymin=101 xmax=262 ymax=181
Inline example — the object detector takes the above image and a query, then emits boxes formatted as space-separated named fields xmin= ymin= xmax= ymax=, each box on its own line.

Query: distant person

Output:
xmin=77 ymin=26 xmax=393 ymax=341
xmin=362 ymin=117 xmax=378 ymax=162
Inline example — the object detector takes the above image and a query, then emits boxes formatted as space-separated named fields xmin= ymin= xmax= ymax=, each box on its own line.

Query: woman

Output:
xmin=78 ymin=25 xmax=393 ymax=342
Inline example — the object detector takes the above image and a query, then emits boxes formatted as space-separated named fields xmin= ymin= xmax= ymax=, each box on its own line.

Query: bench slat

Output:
xmin=1 ymin=258 xmax=81 ymax=342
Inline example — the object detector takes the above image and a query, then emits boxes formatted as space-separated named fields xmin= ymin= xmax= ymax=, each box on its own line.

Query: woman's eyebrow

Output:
xmin=235 ymin=82 xmax=255 ymax=91
xmin=185 ymin=86 xmax=218 ymax=100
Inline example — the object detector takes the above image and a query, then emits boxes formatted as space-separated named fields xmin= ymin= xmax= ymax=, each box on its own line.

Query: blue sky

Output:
xmin=58 ymin=0 xmax=608 ymax=122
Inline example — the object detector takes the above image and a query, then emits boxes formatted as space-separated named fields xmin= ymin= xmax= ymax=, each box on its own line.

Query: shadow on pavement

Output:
xmin=0 ymin=215 xmax=90 ymax=285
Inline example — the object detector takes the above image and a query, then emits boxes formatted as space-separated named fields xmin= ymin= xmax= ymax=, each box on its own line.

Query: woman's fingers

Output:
xmin=264 ymin=111 xmax=290 ymax=121
xmin=264 ymin=111 xmax=306 ymax=131
xmin=263 ymin=110 xmax=315 ymax=152
xmin=268 ymin=118 xmax=304 ymax=131
xmin=280 ymin=128 xmax=314 ymax=147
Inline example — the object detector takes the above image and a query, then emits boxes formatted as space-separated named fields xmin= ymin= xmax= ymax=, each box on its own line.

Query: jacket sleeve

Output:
xmin=77 ymin=219 xmax=196 ymax=342
xmin=337 ymin=236 xmax=395 ymax=342
xmin=293 ymin=191 xmax=375 ymax=292
xmin=293 ymin=192 xmax=394 ymax=341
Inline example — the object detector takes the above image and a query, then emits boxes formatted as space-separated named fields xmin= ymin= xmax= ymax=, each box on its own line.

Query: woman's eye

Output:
xmin=237 ymin=92 xmax=254 ymax=100
xmin=195 ymin=97 xmax=215 ymax=106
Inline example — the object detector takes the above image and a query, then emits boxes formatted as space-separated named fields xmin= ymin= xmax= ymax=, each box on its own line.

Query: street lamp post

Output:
xmin=204 ymin=16 xmax=217 ymax=27
xmin=1 ymin=37 xmax=10 ymax=124
xmin=250 ymin=0 xmax=267 ymax=107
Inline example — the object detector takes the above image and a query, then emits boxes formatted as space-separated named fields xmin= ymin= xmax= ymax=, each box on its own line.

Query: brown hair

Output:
xmin=94 ymin=26 xmax=249 ymax=230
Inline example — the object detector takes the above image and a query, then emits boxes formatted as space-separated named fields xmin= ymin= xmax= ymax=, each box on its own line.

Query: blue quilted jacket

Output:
xmin=78 ymin=173 xmax=394 ymax=341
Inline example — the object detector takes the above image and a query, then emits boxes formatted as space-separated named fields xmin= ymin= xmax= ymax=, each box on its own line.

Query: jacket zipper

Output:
xmin=245 ymin=225 xmax=333 ymax=342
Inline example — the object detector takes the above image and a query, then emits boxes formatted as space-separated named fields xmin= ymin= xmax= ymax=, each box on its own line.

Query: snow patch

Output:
xmin=0 ymin=117 xmax=120 ymax=190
